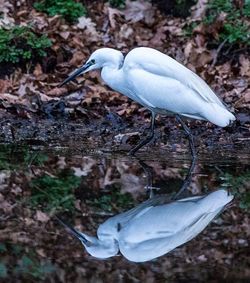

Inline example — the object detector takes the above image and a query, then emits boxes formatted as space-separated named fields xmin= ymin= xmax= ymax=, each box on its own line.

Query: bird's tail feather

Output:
xmin=204 ymin=103 xmax=236 ymax=127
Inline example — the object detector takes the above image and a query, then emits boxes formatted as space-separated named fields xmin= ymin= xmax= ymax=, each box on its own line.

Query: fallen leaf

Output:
xmin=107 ymin=7 xmax=122 ymax=29
xmin=77 ymin=17 xmax=100 ymax=41
xmin=36 ymin=210 xmax=50 ymax=222
xmin=0 ymin=79 xmax=11 ymax=93
xmin=191 ymin=0 xmax=208 ymax=20
xmin=123 ymin=0 xmax=155 ymax=25
xmin=47 ymin=87 xmax=67 ymax=96
xmin=239 ymin=55 xmax=250 ymax=77
xmin=69 ymin=51 xmax=86 ymax=66
xmin=59 ymin=31 xmax=70 ymax=40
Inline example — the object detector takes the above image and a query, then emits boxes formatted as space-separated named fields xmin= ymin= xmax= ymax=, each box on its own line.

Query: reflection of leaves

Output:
xmin=222 ymin=171 xmax=250 ymax=211
xmin=14 ymin=255 xmax=55 ymax=280
xmin=30 ymin=171 xmax=81 ymax=212
xmin=0 ymin=243 xmax=7 ymax=253
xmin=0 ymin=263 xmax=7 ymax=278
xmin=0 ymin=244 xmax=55 ymax=280
xmin=89 ymin=189 xmax=134 ymax=212
xmin=0 ymin=145 xmax=48 ymax=170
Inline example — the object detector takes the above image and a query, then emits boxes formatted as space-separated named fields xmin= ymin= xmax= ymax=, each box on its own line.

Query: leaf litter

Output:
xmin=0 ymin=0 xmax=250 ymax=281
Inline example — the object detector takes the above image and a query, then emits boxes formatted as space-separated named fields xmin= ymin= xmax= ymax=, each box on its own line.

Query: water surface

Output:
xmin=0 ymin=144 xmax=249 ymax=282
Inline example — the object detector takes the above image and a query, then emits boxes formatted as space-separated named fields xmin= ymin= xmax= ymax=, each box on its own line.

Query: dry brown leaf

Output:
xmin=36 ymin=210 xmax=50 ymax=222
xmin=0 ymin=0 xmax=14 ymax=27
xmin=107 ymin=6 xmax=123 ymax=29
xmin=32 ymin=14 xmax=49 ymax=30
xmin=17 ymin=83 xmax=26 ymax=97
xmin=0 ymin=79 xmax=11 ymax=93
xmin=77 ymin=17 xmax=100 ymax=41
xmin=119 ymin=24 xmax=133 ymax=39
xmin=47 ymin=87 xmax=67 ymax=96
xmin=59 ymin=31 xmax=70 ymax=40
xmin=0 ymin=93 xmax=19 ymax=104
xmin=57 ymin=156 xmax=67 ymax=169
xmin=191 ymin=0 xmax=208 ymax=20
xmin=123 ymin=0 xmax=155 ymax=25
xmin=33 ymin=64 xmax=43 ymax=77
xmin=239 ymin=55 xmax=250 ymax=77
xmin=0 ymin=200 xmax=16 ymax=213
xmin=69 ymin=51 xmax=86 ymax=66
xmin=149 ymin=26 xmax=167 ymax=46
xmin=185 ymin=39 xmax=212 ymax=68
xmin=243 ymin=90 xmax=250 ymax=103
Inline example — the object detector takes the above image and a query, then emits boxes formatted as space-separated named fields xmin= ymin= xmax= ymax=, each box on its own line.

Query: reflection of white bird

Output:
xmin=57 ymin=190 xmax=233 ymax=262
xmin=60 ymin=47 xmax=235 ymax=155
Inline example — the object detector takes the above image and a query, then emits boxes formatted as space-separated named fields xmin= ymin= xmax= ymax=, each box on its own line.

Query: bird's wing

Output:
xmin=119 ymin=190 xmax=233 ymax=245
xmin=126 ymin=68 xmax=208 ymax=119
xmin=125 ymin=47 xmax=225 ymax=107
xmin=97 ymin=195 xmax=171 ymax=240
xmin=119 ymin=211 xmax=218 ymax=262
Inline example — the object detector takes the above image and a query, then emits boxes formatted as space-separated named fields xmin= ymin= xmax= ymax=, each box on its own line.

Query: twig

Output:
xmin=210 ymin=38 xmax=228 ymax=68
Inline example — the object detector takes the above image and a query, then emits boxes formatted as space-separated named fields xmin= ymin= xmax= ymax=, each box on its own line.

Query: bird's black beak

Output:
xmin=55 ymin=215 xmax=91 ymax=246
xmin=59 ymin=61 xmax=92 ymax=87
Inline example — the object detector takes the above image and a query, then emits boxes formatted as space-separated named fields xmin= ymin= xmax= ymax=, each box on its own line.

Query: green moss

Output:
xmin=34 ymin=0 xmax=87 ymax=23
xmin=0 ymin=26 xmax=51 ymax=64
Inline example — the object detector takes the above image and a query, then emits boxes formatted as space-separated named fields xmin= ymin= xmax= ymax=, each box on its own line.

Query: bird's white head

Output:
xmin=60 ymin=48 xmax=124 ymax=87
xmin=56 ymin=216 xmax=119 ymax=259
xmin=81 ymin=233 xmax=119 ymax=259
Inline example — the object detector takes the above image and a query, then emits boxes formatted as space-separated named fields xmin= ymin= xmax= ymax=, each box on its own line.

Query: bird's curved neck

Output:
xmin=101 ymin=65 xmax=125 ymax=95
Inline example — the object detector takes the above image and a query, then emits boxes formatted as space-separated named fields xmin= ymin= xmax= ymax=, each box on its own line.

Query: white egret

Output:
xmin=57 ymin=189 xmax=233 ymax=262
xmin=60 ymin=47 xmax=236 ymax=155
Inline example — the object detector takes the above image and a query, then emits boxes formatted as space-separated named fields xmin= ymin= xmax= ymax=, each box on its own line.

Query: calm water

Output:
xmin=0 ymin=144 xmax=249 ymax=282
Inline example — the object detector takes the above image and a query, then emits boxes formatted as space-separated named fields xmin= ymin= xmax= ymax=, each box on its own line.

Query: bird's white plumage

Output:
xmin=63 ymin=190 xmax=233 ymax=262
xmin=100 ymin=47 xmax=236 ymax=127
xmin=62 ymin=47 xmax=235 ymax=128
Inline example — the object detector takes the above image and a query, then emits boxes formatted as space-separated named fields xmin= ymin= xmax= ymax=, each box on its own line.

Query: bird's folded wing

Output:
xmin=125 ymin=47 xmax=225 ymax=107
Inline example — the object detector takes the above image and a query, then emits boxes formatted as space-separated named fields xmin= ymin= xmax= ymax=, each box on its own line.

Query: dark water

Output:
xmin=0 ymin=144 xmax=249 ymax=282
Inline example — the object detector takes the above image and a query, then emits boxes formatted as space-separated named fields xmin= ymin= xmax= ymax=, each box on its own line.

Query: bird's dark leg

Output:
xmin=173 ymin=156 xmax=196 ymax=199
xmin=129 ymin=112 xmax=156 ymax=156
xmin=137 ymin=158 xmax=160 ymax=198
xmin=175 ymin=115 xmax=197 ymax=160
xmin=173 ymin=115 xmax=197 ymax=199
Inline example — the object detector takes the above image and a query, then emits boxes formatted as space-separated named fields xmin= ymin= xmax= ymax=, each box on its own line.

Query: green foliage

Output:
xmin=221 ymin=21 xmax=249 ymax=44
xmin=204 ymin=0 xmax=250 ymax=45
xmin=30 ymin=171 xmax=81 ymax=212
xmin=90 ymin=189 xmax=134 ymax=212
xmin=109 ymin=0 xmax=126 ymax=8
xmin=34 ymin=0 xmax=87 ymax=22
xmin=184 ymin=22 xmax=199 ymax=36
xmin=0 ymin=243 xmax=7 ymax=253
xmin=243 ymin=1 xmax=250 ymax=16
xmin=175 ymin=0 xmax=196 ymax=17
xmin=0 ymin=145 xmax=48 ymax=170
xmin=208 ymin=0 xmax=233 ymax=13
xmin=0 ymin=263 xmax=7 ymax=278
xmin=222 ymin=171 xmax=250 ymax=210
xmin=14 ymin=255 xmax=55 ymax=280
xmin=0 ymin=244 xmax=55 ymax=280
xmin=0 ymin=26 xmax=51 ymax=64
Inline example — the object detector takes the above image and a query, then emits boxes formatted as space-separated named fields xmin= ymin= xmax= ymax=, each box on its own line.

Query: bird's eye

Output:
xmin=90 ymin=59 xmax=95 ymax=64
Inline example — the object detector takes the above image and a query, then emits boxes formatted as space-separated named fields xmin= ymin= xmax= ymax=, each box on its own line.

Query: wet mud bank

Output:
xmin=0 ymin=110 xmax=249 ymax=154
